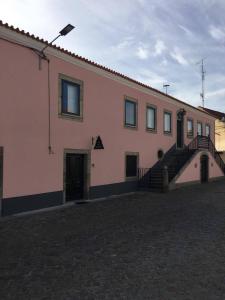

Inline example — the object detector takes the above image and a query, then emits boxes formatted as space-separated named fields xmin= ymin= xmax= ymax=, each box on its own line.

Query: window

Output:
xmin=197 ymin=122 xmax=203 ymax=136
xmin=126 ymin=154 xmax=138 ymax=178
xmin=206 ymin=124 xmax=210 ymax=137
xmin=59 ymin=74 xmax=83 ymax=120
xmin=187 ymin=119 xmax=194 ymax=137
xmin=146 ymin=106 xmax=156 ymax=131
xmin=62 ymin=80 xmax=80 ymax=115
xmin=164 ymin=111 xmax=172 ymax=134
xmin=125 ymin=99 xmax=137 ymax=127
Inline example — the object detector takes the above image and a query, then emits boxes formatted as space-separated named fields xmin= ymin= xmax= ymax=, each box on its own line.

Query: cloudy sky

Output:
xmin=1 ymin=0 xmax=225 ymax=111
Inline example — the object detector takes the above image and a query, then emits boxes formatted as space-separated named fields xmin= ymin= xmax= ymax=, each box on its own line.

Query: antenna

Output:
xmin=163 ymin=83 xmax=170 ymax=95
xmin=200 ymin=59 xmax=206 ymax=107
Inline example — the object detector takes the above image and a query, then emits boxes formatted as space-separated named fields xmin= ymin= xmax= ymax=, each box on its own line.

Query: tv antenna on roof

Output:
xmin=163 ymin=83 xmax=170 ymax=94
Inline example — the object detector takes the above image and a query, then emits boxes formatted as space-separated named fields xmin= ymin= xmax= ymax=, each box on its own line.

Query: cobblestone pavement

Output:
xmin=1 ymin=181 xmax=225 ymax=300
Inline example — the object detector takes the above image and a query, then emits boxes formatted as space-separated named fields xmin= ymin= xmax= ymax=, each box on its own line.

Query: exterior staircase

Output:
xmin=138 ymin=135 xmax=225 ymax=192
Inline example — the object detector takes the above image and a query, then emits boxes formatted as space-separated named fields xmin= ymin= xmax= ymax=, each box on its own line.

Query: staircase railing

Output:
xmin=208 ymin=138 xmax=225 ymax=173
xmin=188 ymin=135 xmax=225 ymax=174
xmin=138 ymin=135 xmax=225 ymax=190
xmin=138 ymin=168 xmax=151 ymax=188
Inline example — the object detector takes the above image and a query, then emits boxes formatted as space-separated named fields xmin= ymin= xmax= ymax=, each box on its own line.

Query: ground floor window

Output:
xmin=125 ymin=153 xmax=138 ymax=178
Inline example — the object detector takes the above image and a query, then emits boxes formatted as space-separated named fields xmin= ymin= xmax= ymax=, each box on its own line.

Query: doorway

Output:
xmin=177 ymin=119 xmax=184 ymax=148
xmin=65 ymin=152 xmax=86 ymax=201
xmin=200 ymin=154 xmax=209 ymax=183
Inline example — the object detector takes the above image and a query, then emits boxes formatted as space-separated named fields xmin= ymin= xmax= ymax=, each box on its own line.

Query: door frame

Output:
xmin=63 ymin=149 xmax=91 ymax=203
xmin=0 ymin=147 xmax=3 ymax=217
xmin=200 ymin=153 xmax=209 ymax=183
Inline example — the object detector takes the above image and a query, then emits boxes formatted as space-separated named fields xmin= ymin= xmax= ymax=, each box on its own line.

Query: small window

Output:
xmin=126 ymin=154 xmax=138 ymax=178
xmin=197 ymin=122 xmax=203 ymax=136
xmin=164 ymin=111 xmax=172 ymax=134
xmin=125 ymin=99 xmax=137 ymax=127
xmin=187 ymin=119 xmax=194 ymax=137
xmin=62 ymin=79 xmax=80 ymax=115
xmin=206 ymin=124 xmax=210 ymax=137
xmin=146 ymin=106 xmax=156 ymax=131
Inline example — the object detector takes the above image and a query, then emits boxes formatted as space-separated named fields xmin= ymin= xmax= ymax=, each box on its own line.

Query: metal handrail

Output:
xmin=188 ymin=135 xmax=225 ymax=173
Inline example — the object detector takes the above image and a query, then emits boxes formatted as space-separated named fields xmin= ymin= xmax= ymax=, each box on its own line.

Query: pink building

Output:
xmin=0 ymin=21 xmax=224 ymax=216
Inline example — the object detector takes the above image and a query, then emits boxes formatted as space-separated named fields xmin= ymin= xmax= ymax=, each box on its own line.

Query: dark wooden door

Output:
xmin=177 ymin=119 xmax=183 ymax=148
xmin=200 ymin=155 xmax=209 ymax=183
xmin=66 ymin=153 xmax=84 ymax=201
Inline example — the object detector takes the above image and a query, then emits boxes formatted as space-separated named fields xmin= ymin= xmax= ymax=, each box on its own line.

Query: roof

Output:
xmin=199 ymin=107 xmax=225 ymax=120
xmin=0 ymin=20 xmax=214 ymax=118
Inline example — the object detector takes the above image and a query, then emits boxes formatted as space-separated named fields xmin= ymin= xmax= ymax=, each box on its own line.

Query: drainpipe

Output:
xmin=47 ymin=59 xmax=53 ymax=154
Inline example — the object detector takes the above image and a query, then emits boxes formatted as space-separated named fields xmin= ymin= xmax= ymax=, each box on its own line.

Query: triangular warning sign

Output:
xmin=94 ymin=136 xmax=104 ymax=149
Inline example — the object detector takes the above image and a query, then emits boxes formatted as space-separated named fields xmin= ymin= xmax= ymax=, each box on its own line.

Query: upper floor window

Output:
xmin=187 ymin=119 xmax=194 ymax=137
xmin=125 ymin=99 xmax=137 ymax=127
xmin=205 ymin=124 xmax=210 ymax=137
xmin=164 ymin=111 xmax=172 ymax=134
xmin=62 ymin=80 xmax=80 ymax=115
xmin=146 ymin=105 xmax=156 ymax=131
xmin=197 ymin=122 xmax=203 ymax=136
xmin=59 ymin=74 xmax=83 ymax=120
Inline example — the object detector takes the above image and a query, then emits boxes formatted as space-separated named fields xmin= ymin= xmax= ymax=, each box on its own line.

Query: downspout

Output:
xmin=47 ymin=59 xmax=53 ymax=154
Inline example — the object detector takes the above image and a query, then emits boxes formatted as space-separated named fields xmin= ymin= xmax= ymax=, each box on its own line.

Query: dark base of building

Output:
xmin=2 ymin=191 xmax=64 ymax=216
xmin=89 ymin=181 xmax=138 ymax=199
xmin=1 ymin=181 xmax=138 ymax=216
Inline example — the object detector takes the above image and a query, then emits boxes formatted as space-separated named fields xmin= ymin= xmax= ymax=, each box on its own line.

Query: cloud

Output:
xmin=153 ymin=40 xmax=166 ymax=56
xmin=209 ymin=25 xmax=225 ymax=41
xmin=170 ymin=47 xmax=188 ymax=66
xmin=114 ymin=37 xmax=134 ymax=50
xmin=206 ymin=88 xmax=225 ymax=98
xmin=178 ymin=25 xmax=193 ymax=37
xmin=136 ymin=69 xmax=166 ymax=89
xmin=160 ymin=58 xmax=168 ymax=66
xmin=136 ymin=45 xmax=149 ymax=60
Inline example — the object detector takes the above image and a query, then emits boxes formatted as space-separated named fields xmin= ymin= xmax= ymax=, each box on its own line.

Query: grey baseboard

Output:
xmin=2 ymin=191 xmax=63 ymax=216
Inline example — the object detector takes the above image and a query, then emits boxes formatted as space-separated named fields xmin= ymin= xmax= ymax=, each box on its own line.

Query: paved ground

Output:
xmin=1 ymin=181 xmax=225 ymax=300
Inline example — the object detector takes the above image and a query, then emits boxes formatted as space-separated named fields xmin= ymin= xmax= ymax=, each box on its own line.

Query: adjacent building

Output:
xmin=199 ymin=107 xmax=225 ymax=162
xmin=0 ymin=21 xmax=224 ymax=216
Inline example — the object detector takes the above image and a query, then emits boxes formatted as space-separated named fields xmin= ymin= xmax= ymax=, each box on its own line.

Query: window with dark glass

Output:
xmin=126 ymin=155 xmax=137 ymax=177
xmin=125 ymin=99 xmax=137 ymax=127
xmin=147 ymin=106 xmax=156 ymax=131
xmin=61 ymin=79 xmax=80 ymax=115
xmin=187 ymin=119 xmax=193 ymax=136
xmin=164 ymin=112 xmax=172 ymax=133
xmin=206 ymin=124 xmax=210 ymax=137
xmin=197 ymin=122 xmax=203 ymax=136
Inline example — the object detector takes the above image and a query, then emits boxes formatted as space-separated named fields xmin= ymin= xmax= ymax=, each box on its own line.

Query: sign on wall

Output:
xmin=93 ymin=136 xmax=104 ymax=150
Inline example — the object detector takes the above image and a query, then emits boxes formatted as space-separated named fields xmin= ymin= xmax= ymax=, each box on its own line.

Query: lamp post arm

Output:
xmin=41 ymin=34 xmax=61 ymax=53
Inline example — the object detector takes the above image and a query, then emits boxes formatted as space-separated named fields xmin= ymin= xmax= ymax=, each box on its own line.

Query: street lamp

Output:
xmin=41 ymin=24 xmax=75 ymax=54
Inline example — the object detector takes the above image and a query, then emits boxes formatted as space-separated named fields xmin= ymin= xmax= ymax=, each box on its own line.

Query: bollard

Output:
xmin=162 ymin=165 xmax=169 ymax=193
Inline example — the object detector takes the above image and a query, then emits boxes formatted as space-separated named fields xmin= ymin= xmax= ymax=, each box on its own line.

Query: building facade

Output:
xmin=199 ymin=107 xmax=225 ymax=162
xmin=0 ymin=21 xmax=224 ymax=216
